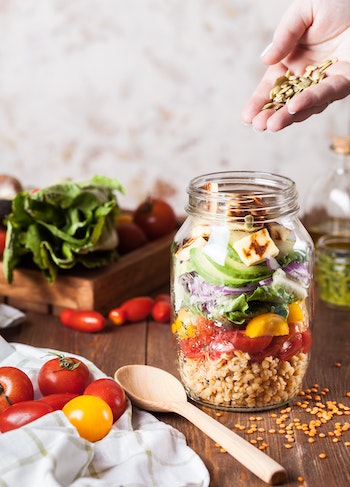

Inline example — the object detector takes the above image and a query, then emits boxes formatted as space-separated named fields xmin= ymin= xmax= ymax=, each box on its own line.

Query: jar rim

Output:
xmin=186 ymin=170 xmax=299 ymax=222
xmin=317 ymin=235 xmax=350 ymax=254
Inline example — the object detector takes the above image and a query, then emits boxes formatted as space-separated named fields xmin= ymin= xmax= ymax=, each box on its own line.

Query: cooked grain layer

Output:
xmin=178 ymin=351 xmax=309 ymax=410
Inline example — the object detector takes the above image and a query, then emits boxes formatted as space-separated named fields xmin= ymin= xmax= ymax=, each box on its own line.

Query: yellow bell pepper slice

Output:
xmin=171 ymin=309 xmax=196 ymax=339
xmin=245 ymin=312 xmax=289 ymax=338
xmin=287 ymin=302 xmax=304 ymax=323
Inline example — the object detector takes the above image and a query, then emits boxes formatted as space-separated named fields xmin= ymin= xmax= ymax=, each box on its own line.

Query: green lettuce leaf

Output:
xmin=217 ymin=285 xmax=292 ymax=325
xmin=3 ymin=175 xmax=124 ymax=283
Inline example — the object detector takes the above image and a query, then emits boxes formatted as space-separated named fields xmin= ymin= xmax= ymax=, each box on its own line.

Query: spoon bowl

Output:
xmin=115 ymin=364 xmax=287 ymax=485
xmin=115 ymin=363 xmax=187 ymax=412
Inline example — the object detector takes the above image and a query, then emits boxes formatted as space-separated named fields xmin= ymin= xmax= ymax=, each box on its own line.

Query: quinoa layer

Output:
xmin=178 ymin=351 xmax=309 ymax=410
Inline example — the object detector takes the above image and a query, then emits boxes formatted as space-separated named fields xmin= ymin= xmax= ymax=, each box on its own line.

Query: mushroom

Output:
xmin=0 ymin=174 xmax=23 ymax=200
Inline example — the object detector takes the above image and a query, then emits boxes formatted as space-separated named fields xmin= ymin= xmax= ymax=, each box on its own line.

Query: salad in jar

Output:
xmin=171 ymin=208 xmax=313 ymax=411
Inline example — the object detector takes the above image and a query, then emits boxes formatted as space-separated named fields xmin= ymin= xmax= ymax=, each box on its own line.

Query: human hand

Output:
xmin=241 ymin=0 xmax=350 ymax=131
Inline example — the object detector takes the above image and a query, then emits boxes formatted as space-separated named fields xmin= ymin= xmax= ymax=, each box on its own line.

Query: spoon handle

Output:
xmin=172 ymin=401 xmax=287 ymax=485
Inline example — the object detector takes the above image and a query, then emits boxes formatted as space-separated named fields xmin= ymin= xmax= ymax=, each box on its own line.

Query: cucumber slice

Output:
xmin=272 ymin=268 xmax=307 ymax=300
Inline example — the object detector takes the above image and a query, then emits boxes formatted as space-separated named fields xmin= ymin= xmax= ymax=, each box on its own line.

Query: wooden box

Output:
xmin=0 ymin=233 xmax=173 ymax=315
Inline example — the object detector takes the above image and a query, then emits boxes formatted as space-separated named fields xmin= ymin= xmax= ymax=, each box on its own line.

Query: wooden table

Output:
xmin=1 ymin=291 xmax=349 ymax=487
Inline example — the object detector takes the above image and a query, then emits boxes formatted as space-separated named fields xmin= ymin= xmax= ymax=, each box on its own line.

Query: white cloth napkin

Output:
xmin=0 ymin=336 xmax=210 ymax=487
xmin=0 ymin=303 xmax=26 ymax=328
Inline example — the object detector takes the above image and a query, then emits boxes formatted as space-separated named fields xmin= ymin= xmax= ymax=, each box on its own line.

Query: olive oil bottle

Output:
xmin=303 ymin=136 xmax=350 ymax=243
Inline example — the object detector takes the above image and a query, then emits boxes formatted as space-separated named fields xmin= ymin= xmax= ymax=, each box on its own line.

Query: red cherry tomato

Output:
xmin=38 ymin=392 xmax=79 ymax=411
xmin=209 ymin=337 xmax=236 ymax=360
xmin=0 ymin=229 xmax=6 ymax=258
xmin=277 ymin=333 xmax=303 ymax=361
xmin=0 ymin=366 xmax=34 ymax=414
xmin=38 ymin=354 xmax=91 ymax=396
xmin=122 ymin=296 xmax=155 ymax=322
xmin=208 ymin=331 xmax=273 ymax=360
xmin=59 ymin=309 xmax=105 ymax=333
xmin=179 ymin=337 xmax=206 ymax=359
xmin=196 ymin=316 xmax=216 ymax=342
xmin=151 ymin=300 xmax=171 ymax=323
xmin=0 ymin=400 xmax=53 ymax=432
xmin=84 ymin=378 xmax=126 ymax=422
xmin=229 ymin=330 xmax=273 ymax=354
xmin=110 ymin=296 xmax=155 ymax=324
xmin=108 ymin=307 xmax=127 ymax=326
xmin=249 ymin=322 xmax=309 ymax=363
xmin=133 ymin=197 xmax=177 ymax=240
xmin=116 ymin=221 xmax=148 ymax=254
xmin=248 ymin=336 xmax=285 ymax=363
xmin=301 ymin=327 xmax=312 ymax=353
xmin=155 ymin=293 xmax=171 ymax=303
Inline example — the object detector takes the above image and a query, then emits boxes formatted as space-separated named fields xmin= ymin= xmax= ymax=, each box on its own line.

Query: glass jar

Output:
xmin=316 ymin=235 xmax=350 ymax=310
xmin=171 ymin=171 xmax=314 ymax=411
xmin=303 ymin=136 xmax=350 ymax=243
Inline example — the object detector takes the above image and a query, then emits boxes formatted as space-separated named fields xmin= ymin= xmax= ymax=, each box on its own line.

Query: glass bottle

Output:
xmin=171 ymin=171 xmax=314 ymax=411
xmin=316 ymin=234 xmax=350 ymax=310
xmin=303 ymin=136 xmax=350 ymax=243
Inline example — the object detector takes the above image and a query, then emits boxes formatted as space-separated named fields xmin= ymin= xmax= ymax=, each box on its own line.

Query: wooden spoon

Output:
xmin=115 ymin=364 xmax=287 ymax=485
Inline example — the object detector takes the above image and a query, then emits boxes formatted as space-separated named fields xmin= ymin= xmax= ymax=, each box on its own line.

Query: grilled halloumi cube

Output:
xmin=233 ymin=228 xmax=279 ymax=266
xmin=267 ymin=222 xmax=291 ymax=241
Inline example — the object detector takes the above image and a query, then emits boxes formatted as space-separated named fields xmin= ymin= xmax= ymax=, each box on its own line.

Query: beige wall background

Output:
xmin=0 ymin=0 xmax=349 ymax=215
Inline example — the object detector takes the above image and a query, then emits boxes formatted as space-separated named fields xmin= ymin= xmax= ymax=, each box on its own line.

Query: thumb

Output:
xmin=261 ymin=1 xmax=312 ymax=65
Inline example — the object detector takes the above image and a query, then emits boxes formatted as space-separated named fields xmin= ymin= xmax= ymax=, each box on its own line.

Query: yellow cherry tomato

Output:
xmin=287 ymin=302 xmax=304 ymax=323
xmin=245 ymin=312 xmax=289 ymax=338
xmin=62 ymin=395 xmax=113 ymax=442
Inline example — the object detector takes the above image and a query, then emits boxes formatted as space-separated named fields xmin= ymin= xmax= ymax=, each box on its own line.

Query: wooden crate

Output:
xmin=0 ymin=233 xmax=173 ymax=315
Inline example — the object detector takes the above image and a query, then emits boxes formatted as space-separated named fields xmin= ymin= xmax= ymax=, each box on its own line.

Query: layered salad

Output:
xmin=171 ymin=217 xmax=313 ymax=410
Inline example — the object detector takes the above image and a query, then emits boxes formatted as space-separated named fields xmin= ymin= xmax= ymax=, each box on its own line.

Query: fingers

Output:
xmin=287 ymin=66 xmax=350 ymax=114
xmin=242 ymin=63 xmax=350 ymax=132
xmin=260 ymin=0 xmax=311 ymax=65
xmin=263 ymin=104 xmax=330 ymax=132
xmin=241 ymin=64 xmax=288 ymax=124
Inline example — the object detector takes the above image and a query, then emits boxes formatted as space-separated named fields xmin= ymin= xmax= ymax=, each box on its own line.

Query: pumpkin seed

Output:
xmin=262 ymin=58 xmax=337 ymax=111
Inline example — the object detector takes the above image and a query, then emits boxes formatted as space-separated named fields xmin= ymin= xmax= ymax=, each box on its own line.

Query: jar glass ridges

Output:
xmin=171 ymin=171 xmax=314 ymax=411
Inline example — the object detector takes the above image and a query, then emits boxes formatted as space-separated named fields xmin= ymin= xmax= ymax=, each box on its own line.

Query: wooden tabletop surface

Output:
xmin=1 ymin=290 xmax=350 ymax=487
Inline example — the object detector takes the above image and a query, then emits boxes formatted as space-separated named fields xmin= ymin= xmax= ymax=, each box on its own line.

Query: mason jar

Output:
xmin=171 ymin=171 xmax=314 ymax=411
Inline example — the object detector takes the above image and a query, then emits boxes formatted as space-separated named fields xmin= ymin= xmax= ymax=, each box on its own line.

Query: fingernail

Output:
xmin=260 ymin=42 xmax=273 ymax=58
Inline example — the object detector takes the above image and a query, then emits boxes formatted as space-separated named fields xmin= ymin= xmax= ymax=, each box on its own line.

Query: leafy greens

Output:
xmin=3 ymin=175 xmax=124 ymax=283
